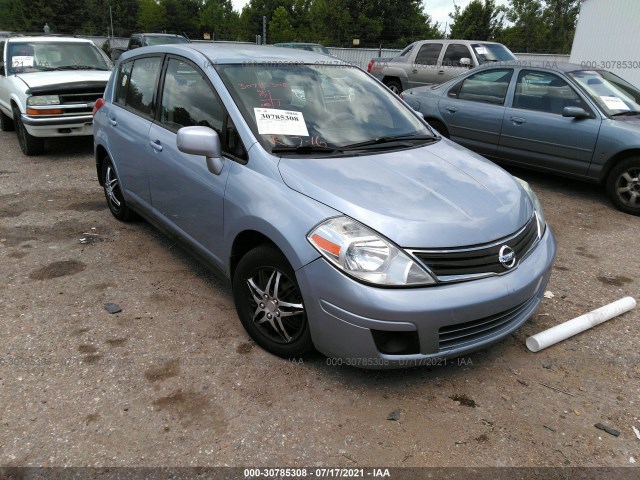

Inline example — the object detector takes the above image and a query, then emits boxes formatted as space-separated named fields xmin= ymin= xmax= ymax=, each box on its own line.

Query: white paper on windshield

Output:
xmin=12 ymin=56 xmax=33 ymax=67
xmin=600 ymin=96 xmax=630 ymax=111
xmin=254 ymin=108 xmax=309 ymax=136
xmin=474 ymin=46 xmax=488 ymax=55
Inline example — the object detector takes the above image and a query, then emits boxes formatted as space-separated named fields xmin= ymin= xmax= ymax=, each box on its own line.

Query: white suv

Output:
xmin=0 ymin=36 xmax=112 ymax=155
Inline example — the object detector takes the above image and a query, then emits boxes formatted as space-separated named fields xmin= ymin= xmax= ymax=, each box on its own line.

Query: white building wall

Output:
xmin=570 ymin=0 xmax=640 ymax=87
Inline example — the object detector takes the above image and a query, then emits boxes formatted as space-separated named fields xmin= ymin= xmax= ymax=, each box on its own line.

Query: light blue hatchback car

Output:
xmin=93 ymin=43 xmax=556 ymax=368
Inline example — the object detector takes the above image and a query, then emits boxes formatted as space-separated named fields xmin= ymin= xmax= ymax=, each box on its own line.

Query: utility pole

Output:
xmin=110 ymin=5 xmax=114 ymax=39
xmin=263 ymin=16 xmax=267 ymax=45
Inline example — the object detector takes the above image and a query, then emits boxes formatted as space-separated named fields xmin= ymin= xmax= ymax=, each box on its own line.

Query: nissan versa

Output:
xmin=93 ymin=44 xmax=556 ymax=368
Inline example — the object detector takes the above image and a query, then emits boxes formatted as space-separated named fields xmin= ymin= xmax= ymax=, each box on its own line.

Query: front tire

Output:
xmin=101 ymin=157 xmax=135 ymax=221
xmin=232 ymin=245 xmax=313 ymax=358
xmin=0 ymin=109 xmax=14 ymax=132
xmin=606 ymin=157 xmax=640 ymax=216
xmin=13 ymin=107 xmax=44 ymax=155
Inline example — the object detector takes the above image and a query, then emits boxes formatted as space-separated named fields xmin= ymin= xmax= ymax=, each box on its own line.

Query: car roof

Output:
xmin=134 ymin=33 xmax=186 ymax=37
xmin=7 ymin=36 xmax=94 ymax=43
xmin=474 ymin=61 xmax=591 ymax=74
xmin=121 ymin=43 xmax=347 ymax=65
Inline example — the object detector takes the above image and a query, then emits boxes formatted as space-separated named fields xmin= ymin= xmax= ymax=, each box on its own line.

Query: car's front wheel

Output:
xmin=232 ymin=245 xmax=313 ymax=358
xmin=606 ymin=157 xmax=640 ymax=216
xmin=101 ymin=157 xmax=135 ymax=221
xmin=13 ymin=107 xmax=44 ymax=155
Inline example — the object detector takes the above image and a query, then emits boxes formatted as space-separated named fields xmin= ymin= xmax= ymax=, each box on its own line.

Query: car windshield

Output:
xmin=217 ymin=63 xmax=434 ymax=155
xmin=569 ymin=70 xmax=640 ymax=116
xmin=472 ymin=43 xmax=516 ymax=64
xmin=145 ymin=36 xmax=189 ymax=46
xmin=7 ymin=41 xmax=111 ymax=73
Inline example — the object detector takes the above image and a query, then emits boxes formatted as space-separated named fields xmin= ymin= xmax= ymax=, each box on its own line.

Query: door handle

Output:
xmin=109 ymin=118 xmax=117 ymax=126
xmin=446 ymin=106 xmax=457 ymax=113
xmin=511 ymin=117 xmax=526 ymax=125
xmin=438 ymin=70 xmax=445 ymax=74
xmin=412 ymin=68 xmax=418 ymax=73
xmin=149 ymin=140 xmax=163 ymax=152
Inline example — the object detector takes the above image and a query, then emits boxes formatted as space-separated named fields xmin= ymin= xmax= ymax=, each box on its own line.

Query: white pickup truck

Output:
xmin=0 ymin=35 xmax=112 ymax=155
xmin=367 ymin=39 xmax=517 ymax=93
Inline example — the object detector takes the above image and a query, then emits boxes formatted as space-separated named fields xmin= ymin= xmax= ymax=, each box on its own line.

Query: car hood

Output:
xmin=16 ymin=71 xmax=110 ymax=90
xmin=278 ymin=140 xmax=532 ymax=248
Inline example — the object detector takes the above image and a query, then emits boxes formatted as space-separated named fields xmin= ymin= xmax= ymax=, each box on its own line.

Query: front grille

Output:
xmin=412 ymin=215 xmax=539 ymax=282
xmin=60 ymin=91 xmax=103 ymax=104
xmin=438 ymin=296 xmax=536 ymax=351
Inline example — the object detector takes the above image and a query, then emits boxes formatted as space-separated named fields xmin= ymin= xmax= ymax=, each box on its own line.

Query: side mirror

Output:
xmin=177 ymin=126 xmax=224 ymax=175
xmin=562 ymin=106 xmax=590 ymax=119
xmin=459 ymin=57 xmax=472 ymax=68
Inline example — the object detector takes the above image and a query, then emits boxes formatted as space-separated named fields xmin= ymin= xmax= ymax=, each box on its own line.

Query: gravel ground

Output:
xmin=1 ymin=130 xmax=639 ymax=469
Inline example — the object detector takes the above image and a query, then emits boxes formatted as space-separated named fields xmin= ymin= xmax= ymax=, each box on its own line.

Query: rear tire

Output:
xmin=0 ymin=109 xmax=14 ymax=132
xmin=232 ymin=245 xmax=313 ymax=358
xmin=384 ymin=79 xmax=402 ymax=94
xmin=606 ymin=157 xmax=640 ymax=216
xmin=13 ymin=107 xmax=44 ymax=155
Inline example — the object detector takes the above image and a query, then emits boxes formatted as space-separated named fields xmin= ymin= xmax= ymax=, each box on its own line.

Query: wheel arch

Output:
xmin=229 ymin=230 xmax=279 ymax=281
xmin=600 ymin=149 xmax=640 ymax=184
xmin=95 ymin=144 xmax=109 ymax=186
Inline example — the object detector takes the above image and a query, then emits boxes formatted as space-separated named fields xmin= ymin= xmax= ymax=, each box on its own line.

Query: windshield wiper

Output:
xmin=271 ymin=145 xmax=343 ymax=154
xmin=341 ymin=134 xmax=437 ymax=150
xmin=49 ymin=65 xmax=108 ymax=71
xmin=611 ymin=111 xmax=640 ymax=117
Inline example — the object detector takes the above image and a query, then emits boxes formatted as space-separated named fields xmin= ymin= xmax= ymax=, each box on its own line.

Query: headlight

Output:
xmin=307 ymin=216 xmax=435 ymax=286
xmin=516 ymin=178 xmax=546 ymax=238
xmin=27 ymin=95 xmax=60 ymax=106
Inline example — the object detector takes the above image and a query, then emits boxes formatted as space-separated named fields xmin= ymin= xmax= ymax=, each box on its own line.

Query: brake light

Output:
xmin=367 ymin=59 xmax=374 ymax=73
xmin=93 ymin=98 xmax=105 ymax=115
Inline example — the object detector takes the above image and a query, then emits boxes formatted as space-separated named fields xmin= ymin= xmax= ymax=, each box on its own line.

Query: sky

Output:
xmin=229 ymin=0 xmax=511 ymax=35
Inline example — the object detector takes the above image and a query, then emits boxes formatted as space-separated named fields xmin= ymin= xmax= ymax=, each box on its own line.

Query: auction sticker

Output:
xmin=12 ymin=55 xmax=34 ymax=67
xmin=254 ymin=108 xmax=309 ymax=136
xmin=600 ymin=96 xmax=629 ymax=111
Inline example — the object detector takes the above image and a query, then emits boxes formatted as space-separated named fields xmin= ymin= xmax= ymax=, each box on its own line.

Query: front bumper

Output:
xmin=21 ymin=113 xmax=94 ymax=137
xmin=296 ymin=227 xmax=556 ymax=368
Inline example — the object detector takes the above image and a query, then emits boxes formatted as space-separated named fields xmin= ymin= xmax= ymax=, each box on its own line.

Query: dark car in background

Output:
xmin=402 ymin=62 xmax=640 ymax=215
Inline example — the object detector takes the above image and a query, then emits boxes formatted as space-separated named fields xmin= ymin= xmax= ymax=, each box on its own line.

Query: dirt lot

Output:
xmin=1 ymin=130 xmax=639 ymax=470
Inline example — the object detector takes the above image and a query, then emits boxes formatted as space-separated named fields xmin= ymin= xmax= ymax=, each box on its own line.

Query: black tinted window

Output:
xmin=442 ymin=44 xmax=472 ymax=67
xmin=125 ymin=57 xmax=162 ymax=117
xmin=160 ymin=58 xmax=223 ymax=133
xmin=415 ymin=43 xmax=442 ymax=66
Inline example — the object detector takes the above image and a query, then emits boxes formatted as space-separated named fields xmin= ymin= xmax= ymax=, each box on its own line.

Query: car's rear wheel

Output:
xmin=0 ymin=110 xmax=14 ymax=131
xmin=13 ymin=107 xmax=44 ymax=155
xmin=384 ymin=79 xmax=402 ymax=94
xmin=606 ymin=157 xmax=640 ymax=216
xmin=427 ymin=119 xmax=449 ymax=138
xmin=101 ymin=157 xmax=135 ymax=221
xmin=232 ymin=245 xmax=313 ymax=358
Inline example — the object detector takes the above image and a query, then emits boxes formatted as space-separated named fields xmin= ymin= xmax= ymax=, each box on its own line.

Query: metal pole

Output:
xmin=109 ymin=5 xmax=114 ymax=39
xmin=263 ymin=16 xmax=266 ymax=45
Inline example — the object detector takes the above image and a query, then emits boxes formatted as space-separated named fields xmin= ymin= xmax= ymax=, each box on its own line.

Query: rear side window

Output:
xmin=414 ymin=43 xmax=442 ymax=66
xmin=442 ymin=44 xmax=472 ymax=67
xmin=457 ymin=69 xmax=513 ymax=105
xmin=115 ymin=56 xmax=162 ymax=118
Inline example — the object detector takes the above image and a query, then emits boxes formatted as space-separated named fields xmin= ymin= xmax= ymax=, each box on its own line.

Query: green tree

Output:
xmin=159 ymin=0 xmax=200 ymax=35
xmin=498 ymin=0 xmax=545 ymax=52
xmin=448 ymin=0 xmax=505 ymax=41
xmin=543 ymin=0 xmax=581 ymax=53
xmin=0 ymin=0 xmax=27 ymax=31
xmin=137 ymin=0 xmax=167 ymax=32
xmin=268 ymin=6 xmax=296 ymax=43
xmin=199 ymin=0 xmax=241 ymax=41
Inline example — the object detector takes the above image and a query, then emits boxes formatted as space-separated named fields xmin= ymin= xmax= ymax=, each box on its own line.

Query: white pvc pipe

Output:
xmin=526 ymin=296 xmax=636 ymax=352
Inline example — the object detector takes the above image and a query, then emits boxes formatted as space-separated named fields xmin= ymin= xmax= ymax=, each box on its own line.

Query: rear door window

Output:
xmin=414 ymin=43 xmax=442 ymax=66
xmin=115 ymin=56 xmax=162 ymax=118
